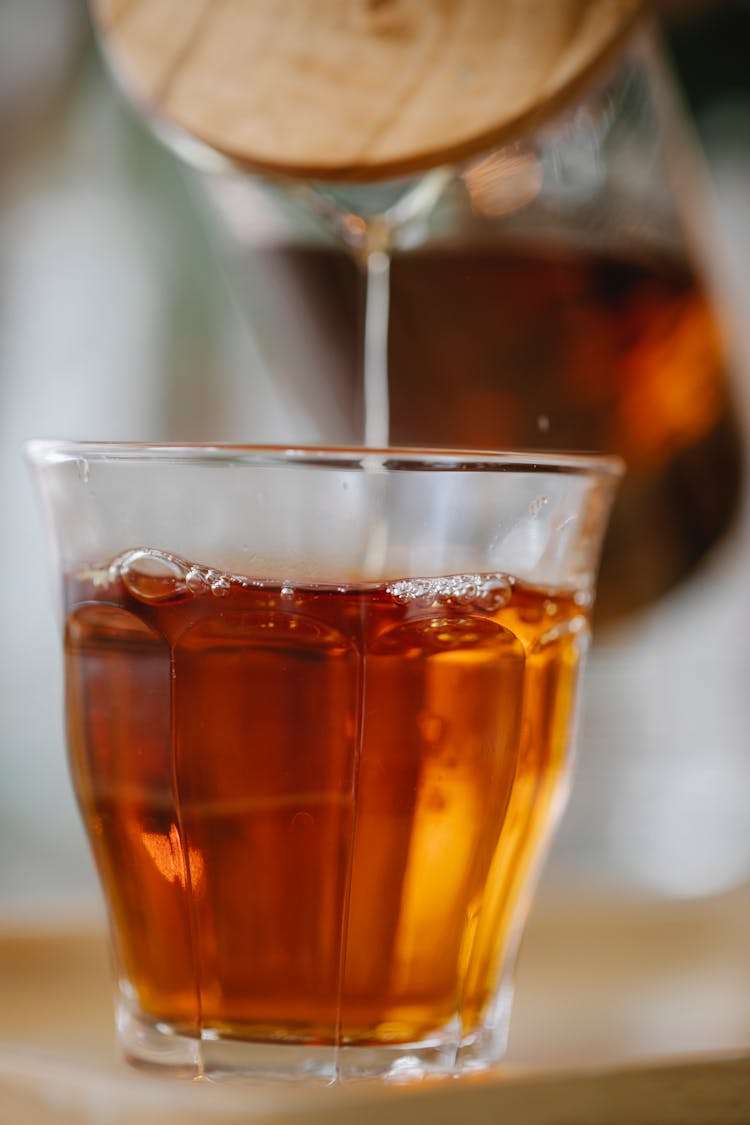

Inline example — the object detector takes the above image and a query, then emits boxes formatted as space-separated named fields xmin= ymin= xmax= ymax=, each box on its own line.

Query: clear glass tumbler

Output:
xmin=27 ymin=442 xmax=620 ymax=1081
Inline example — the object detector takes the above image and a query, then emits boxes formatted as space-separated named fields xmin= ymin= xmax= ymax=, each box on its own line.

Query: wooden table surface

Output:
xmin=2 ymin=885 xmax=749 ymax=1123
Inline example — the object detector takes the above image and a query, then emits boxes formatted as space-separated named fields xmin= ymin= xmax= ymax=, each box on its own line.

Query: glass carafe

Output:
xmin=205 ymin=38 xmax=743 ymax=627
xmin=90 ymin=2 xmax=743 ymax=627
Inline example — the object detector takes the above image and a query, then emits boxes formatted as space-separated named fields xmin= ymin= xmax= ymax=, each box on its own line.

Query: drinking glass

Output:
xmin=27 ymin=441 xmax=620 ymax=1081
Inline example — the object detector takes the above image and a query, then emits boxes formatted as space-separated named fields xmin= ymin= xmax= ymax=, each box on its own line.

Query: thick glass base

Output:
xmin=116 ymin=993 xmax=512 ymax=1083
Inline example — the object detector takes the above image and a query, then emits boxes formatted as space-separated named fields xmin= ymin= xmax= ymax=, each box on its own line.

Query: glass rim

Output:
xmin=25 ymin=441 xmax=624 ymax=479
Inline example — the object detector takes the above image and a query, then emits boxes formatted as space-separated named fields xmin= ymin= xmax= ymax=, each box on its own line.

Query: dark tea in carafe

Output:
xmin=257 ymin=239 xmax=741 ymax=621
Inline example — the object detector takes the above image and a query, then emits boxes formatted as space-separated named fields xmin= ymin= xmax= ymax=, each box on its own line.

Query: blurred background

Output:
xmin=1 ymin=0 xmax=749 ymax=943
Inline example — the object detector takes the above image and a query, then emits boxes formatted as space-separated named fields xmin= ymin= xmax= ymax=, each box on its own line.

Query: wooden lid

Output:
xmin=92 ymin=0 xmax=644 ymax=182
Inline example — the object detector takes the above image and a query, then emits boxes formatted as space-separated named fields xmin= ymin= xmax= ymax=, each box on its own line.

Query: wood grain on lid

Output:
xmin=91 ymin=0 xmax=644 ymax=181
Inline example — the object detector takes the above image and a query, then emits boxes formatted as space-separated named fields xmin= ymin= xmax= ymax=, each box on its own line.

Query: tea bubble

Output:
xmin=387 ymin=578 xmax=429 ymax=604
xmin=449 ymin=577 xmax=479 ymax=606
xmin=119 ymin=549 xmax=189 ymax=602
xmin=186 ymin=568 xmax=208 ymax=594
xmin=210 ymin=575 xmax=231 ymax=597
xmin=475 ymin=575 xmax=512 ymax=611
xmin=387 ymin=573 xmax=511 ymax=611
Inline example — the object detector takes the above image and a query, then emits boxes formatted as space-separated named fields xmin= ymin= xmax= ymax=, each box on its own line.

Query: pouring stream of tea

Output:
xmin=363 ymin=250 xmax=390 ymax=447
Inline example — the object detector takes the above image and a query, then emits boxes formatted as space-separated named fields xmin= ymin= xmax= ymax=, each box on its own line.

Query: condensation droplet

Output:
xmin=529 ymin=496 xmax=548 ymax=517
xmin=537 ymin=414 xmax=550 ymax=433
